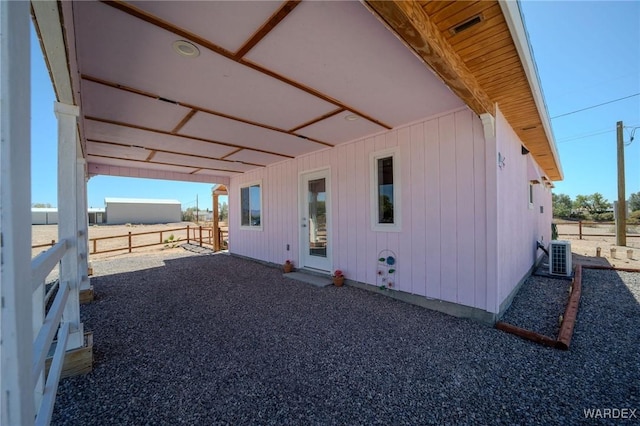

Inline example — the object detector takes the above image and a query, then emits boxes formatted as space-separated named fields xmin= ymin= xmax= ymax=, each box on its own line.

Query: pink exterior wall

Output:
xmin=495 ymin=107 xmax=552 ymax=308
xmin=230 ymin=107 xmax=493 ymax=311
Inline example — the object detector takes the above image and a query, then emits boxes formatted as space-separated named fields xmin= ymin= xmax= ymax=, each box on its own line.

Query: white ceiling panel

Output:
xmin=82 ymin=80 xmax=191 ymax=132
xmin=74 ymin=1 xmax=337 ymax=130
xmin=245 ymin=1 xmax=464 ymax=127
xmin=297 ymin=111 xmax=387 ymax=145
xmin=86 ymin=155 xmax=198 ymax=174
xmin=84 ymin=120 xmax=238 ymax=159
xmin=128 ymin=1 xmax=285 ymax=54
xmin=86 ymin=142 xmax=150 ymax=161
xmin=180 ymin=111 xmax=324 ymax=157
xmin=152 ymin=151 xmax=254 ymax=173
xmin=224 ymin=149 xmax=288 ymax=166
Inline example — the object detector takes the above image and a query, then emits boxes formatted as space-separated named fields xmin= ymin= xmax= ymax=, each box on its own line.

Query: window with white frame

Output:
xmin=528 ymin=182 xmax=535 ymax=209
xmin=240 ymin=181 xmax=262 ymax=229
xmin=370 ymin=148 xmax=401 ymax=231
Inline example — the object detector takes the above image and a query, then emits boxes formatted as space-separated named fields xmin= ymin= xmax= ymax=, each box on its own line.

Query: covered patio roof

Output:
xmin=32 ymin=0 xmax=562 ymax=183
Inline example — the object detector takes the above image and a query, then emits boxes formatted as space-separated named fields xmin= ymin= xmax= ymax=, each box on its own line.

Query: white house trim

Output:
xmin=498 ymin=0 xmax=563 ymax=180
xmin=55 ymin=102 xmax=85 ymax=351
xmin=1 ymin=1 xmax=35 ymax=423
xmin=482 ymin=111 xmax=500 ymax=314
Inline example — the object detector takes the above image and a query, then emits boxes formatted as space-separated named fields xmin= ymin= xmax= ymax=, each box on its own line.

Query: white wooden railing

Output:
xmin=30 ymin=239 xmax=70 ymax=425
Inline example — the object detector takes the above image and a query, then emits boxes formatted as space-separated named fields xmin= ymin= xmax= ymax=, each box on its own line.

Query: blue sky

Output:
xmin=30 ymin=1 xmax=640 ymax=209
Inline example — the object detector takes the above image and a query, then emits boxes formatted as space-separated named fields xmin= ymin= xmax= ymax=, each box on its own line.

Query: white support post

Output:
xmin=0 ymin=1 xmax=35 ymax=424
xmin=481 ymin=112 xmax=500 ymax=315
xmin=77 ymin=158 xmax=90 ymax=291
xmin=56 ymin=102 xmax=84 ymax=350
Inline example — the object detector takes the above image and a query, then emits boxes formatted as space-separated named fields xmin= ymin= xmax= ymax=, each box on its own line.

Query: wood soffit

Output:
xmin=367 ymin=0 xmax=561 ymax=180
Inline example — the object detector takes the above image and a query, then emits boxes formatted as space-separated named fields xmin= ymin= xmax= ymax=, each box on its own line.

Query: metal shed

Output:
xmin=104 ymin=198 xmax=181 ymax=224
xmin=31 ymin=208 xmax=59 ymax=225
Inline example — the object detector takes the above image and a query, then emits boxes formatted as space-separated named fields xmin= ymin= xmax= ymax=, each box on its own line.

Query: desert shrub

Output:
xmin=628 ymin=210 xmax=640 ymax=225
xmin=591 ymin=212 xmax=614 ymax=222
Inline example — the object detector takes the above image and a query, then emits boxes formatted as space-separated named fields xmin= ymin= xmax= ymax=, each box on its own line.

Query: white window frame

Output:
xmin=528 ymin=182 xmax=535 ymax=209
xmin=370 ymin=147 xmax=401 ymax=232
xmin=239 ymin=180 xmax=263 ymax=231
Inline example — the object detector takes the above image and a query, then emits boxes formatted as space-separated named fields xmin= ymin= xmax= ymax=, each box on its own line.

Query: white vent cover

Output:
xmin=549 ymin=241 xmax=572 ymax=276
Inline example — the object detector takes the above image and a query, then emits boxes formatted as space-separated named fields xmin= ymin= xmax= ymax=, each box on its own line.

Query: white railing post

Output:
xmin=55 ymin=102 xmax=84 ymax=350
xmin=0 ymin=0 xmax=35 ymax=424
xmin=78 ymin=158 xmax=90 ymax=291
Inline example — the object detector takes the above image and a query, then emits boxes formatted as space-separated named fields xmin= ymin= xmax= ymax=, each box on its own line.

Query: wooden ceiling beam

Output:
xmin=234 ymin=1 xmax=301 ymax=59
xmin=102 ymin=0 xmax=391 ymax=130
xmin=364 ymin=0 xmax=495 ymax=116
xmin=85 ymin=116 xmax=295 ymax=159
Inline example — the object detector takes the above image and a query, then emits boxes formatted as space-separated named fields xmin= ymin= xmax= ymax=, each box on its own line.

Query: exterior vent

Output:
xmin=549 ymin=241 xmax=572 ymax=276
xmin=451 ymin=15 xmax=483 ymax=35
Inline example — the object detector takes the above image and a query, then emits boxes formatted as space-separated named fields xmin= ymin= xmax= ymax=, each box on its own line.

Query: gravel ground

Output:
xmin=52 ymin=252 xmax=640 ymax=425
xmin=499 ymin=264 xmax=572 ymax=338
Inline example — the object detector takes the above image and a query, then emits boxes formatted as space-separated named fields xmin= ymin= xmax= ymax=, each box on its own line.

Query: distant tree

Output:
xmin=589 ymin=193 xmax=611 ymax=214
xmin=32 ymin=202 xmax=52 ymax=208
xmin=182 ymin=207 xmax=197 ymax=222
xmin=573 ymin=193 xmax=611 ymax=217
xmin=628 ymin=192 xmax=640 ymax=212
xmin=552 ymin=193 xmax=572 ymax=218
xmin=219 ymin=201 xmax=228 ymax=221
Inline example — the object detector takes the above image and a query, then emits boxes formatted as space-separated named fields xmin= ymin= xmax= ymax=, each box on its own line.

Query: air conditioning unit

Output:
xmin=549 ymin=241 xmax=572 ymax=276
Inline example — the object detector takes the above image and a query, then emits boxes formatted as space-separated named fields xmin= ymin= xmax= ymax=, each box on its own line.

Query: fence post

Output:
xmin=160 ymin=231 xmax=163 ymax=244
xmin=51 ymin=239 xmax=55 ymax=247
xmin=128 ymin=231 xmax=132 ymax=253
xmin=187 ymin=225 xmax=190 ymax=244
xmin=199 ymin=226 xmax=203 ymax=247
xmin=92 ymin=239 xmax=96 ymax=254
xmin=579 ymin=220 xmax=582 ymax=240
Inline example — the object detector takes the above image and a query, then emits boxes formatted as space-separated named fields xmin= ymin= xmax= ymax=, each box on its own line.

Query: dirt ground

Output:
xmin=32 ymin=222 xmax=210 ymax=260
xmin=32 ymin=221 xmax=640 ymax=270
xmin=556 ymin=222 xmax=640 ymax=269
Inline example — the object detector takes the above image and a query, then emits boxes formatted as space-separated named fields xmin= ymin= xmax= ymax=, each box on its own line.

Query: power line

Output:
xmin=557 ymin=128 xmax=614 ymax=144
xmin=551 ymin=93 xmax=640 ymax=119
xmin=556 ymin=123 xmax=640 ymax=144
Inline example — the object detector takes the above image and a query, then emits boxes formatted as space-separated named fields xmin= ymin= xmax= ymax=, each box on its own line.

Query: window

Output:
xmin=240 ymin=182 xmax=262 ymax=229
xmin=528 ymin=182 xmax=535 ymax=209
xmin=370 ymin=148 xmax=401 ymax=231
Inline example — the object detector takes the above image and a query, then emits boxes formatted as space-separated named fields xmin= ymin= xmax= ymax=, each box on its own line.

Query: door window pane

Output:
xmin=308 ymin=178 xmax=327 ymax=257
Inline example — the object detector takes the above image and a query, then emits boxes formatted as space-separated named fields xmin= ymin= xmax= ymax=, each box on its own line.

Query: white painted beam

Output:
xmin=481 ymin=111 xmax=500 ymax=315
xmin=88 ymin=162 xmax=231 ymax=185
xmin=56 ymin=102 xmax=84 ymax=350
xmin=31 ymin=1 xmax=74 ymax=105
xmin=0 ymin=1 xmax=35 ymax=424
xmin=77 ymin=159 xmax=90 ymax=291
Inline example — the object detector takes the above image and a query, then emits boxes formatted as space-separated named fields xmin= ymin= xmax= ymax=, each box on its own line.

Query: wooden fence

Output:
xmin=32 ymin=225 xmax=229 ymax=255
xmin=556 ymin=220 xmax=640 ymax=240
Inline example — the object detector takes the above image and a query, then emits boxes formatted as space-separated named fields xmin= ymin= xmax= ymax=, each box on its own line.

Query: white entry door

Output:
xmin=300 ymin=169 xmax=332 ymax=272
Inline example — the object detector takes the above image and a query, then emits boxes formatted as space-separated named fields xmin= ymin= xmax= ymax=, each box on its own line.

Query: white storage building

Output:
xmin=31 ymin=208 xmax=59 ymax=225
xmin=104 ymin=198 xmax=181 ymax=224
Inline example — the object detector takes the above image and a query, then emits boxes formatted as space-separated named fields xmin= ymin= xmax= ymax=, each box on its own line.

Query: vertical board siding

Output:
xmin=230 ymin=108 xmax=492 ymax=311
xmin=455 ymin=110 xmax=476 ymax=308
xmin=495 ymin=108 xmax=552 ymax=303
xmin=424 ymin=119 xmax=441 ymax=300
xmin=408 ymin=125 xmax=426 ymax=296
xmin=473 ymin=116 xmax=488 ymax=311
xmin=438 ymin=113 xmax=457 ymax=303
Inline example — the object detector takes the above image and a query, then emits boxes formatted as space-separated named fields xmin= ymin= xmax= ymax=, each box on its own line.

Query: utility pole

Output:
xmin=616 ymin=121 xmax=626 ymax=246
xmin=196 ymin=194 xmax=199 ymax=224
